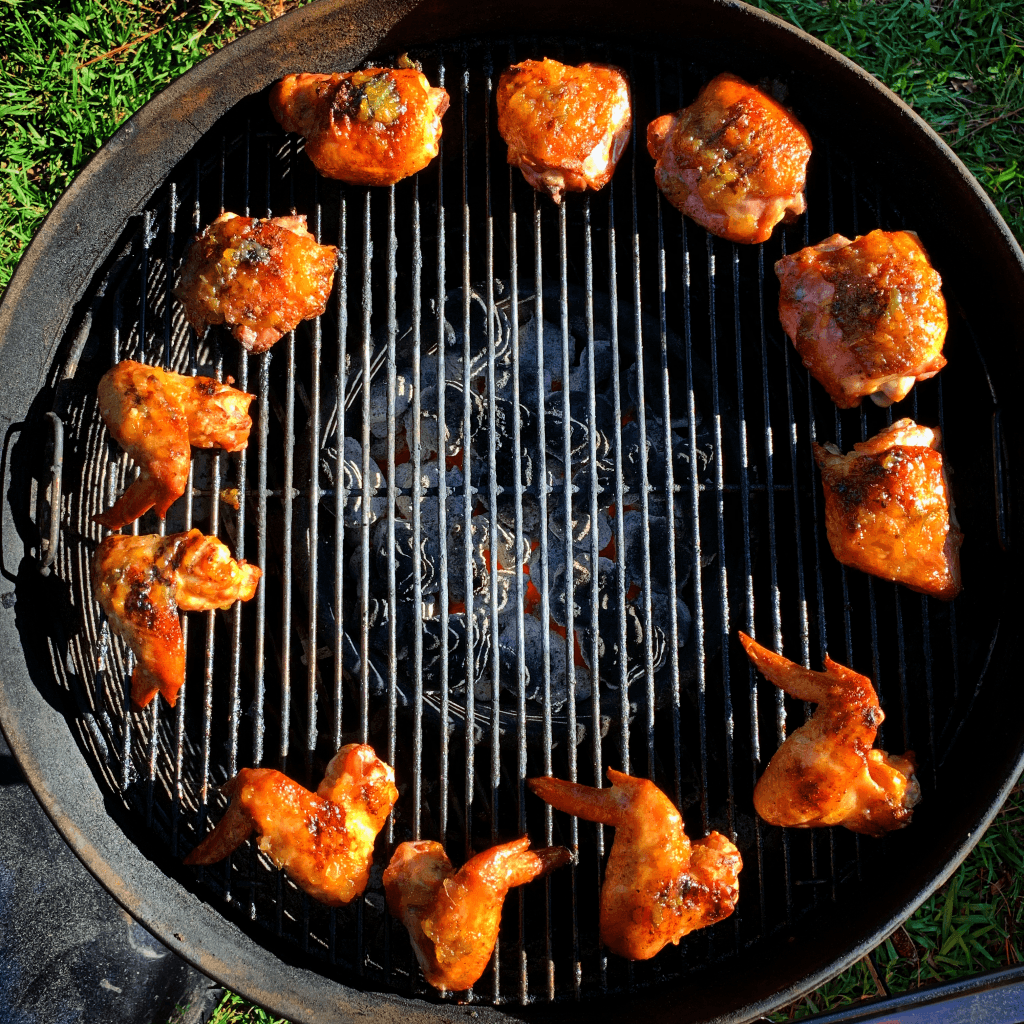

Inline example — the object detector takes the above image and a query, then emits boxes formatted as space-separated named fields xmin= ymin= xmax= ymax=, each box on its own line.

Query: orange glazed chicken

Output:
xmin=496 ymin=58 xmax=632 ymax=203
xmin=647 ymin=72 xmax=811 ymax=244
xmin=529 ymin=769 xmax=741 ymax=960
xmin=814 ymin=418 xmax=962 ymax=599
xmin=270 ymin=67 xmax=449 ymax=185
xmin=776 ymin=229 xmax=947 ymax=408
xmin=185 ymin=744 xmax=398 ymax=905
xmin=92 ymin=530 xmax=261 ymax=709
xmin=739 ymin=633 xmax=921 ymax=836
xmin=173 ymin=212 xmax=337 ymax=354
xmin=384 ymin=837 xmax=570 ymax=992
xmin=94 ymin=360 xmax=254 ymax=530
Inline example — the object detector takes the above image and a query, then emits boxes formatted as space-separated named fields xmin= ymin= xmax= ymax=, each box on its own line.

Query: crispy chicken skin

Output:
xmin=528 ymin=769 xmax=741 ymax=960
xmin=739 ymin=632 xmax=921 ymax=836
xmin=383 ymin=837 xmax=570 ymax=991
xmin=496 ymin=58 xmax=632 ymax=203
xmin=173 ymin=212 xmax=337 ymax=354
xmin=813 ymin=418 xmax=962 ymax=599
xmin=94 ymin=360 xmax=254 ymax=530
xmin=776 ymin=230 xmax=947 ymax=408
xmin=92 ymin=530 xmax=261 ymax=708
xmin=647 ymin=72 xmax=811 ymax=244
xmin=270 ymin=68 xmax=449 ymax=186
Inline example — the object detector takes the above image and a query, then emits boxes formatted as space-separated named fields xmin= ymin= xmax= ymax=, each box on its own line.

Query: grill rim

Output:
xmin=2 ymin=1 xmax=1024 ymax=1022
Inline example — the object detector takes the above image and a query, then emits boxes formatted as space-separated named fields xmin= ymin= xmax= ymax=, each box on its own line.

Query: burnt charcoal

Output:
xmin=493 ymin=492 xmax=542 ymax=535
xmin=368 ymin=373 xmax=413 ymax=439
xmin=543 ymin=391 xmax=614 ymax=473
xmin=470 ymin=397 xmax=536 ymax=491
xmin=321 ymin=436 xmax=386 ymax=526
xmin=417 ymin=380 xmax=486 ymax=456
xmin=581 ymin=601 xmax=668 ymax=691
xmin=339 ymin=614 xmax=389 ymax=698
xmin=444 ymin=608 xmax=494 ymax=694
xmin=371 ymin=519 xmax=437 ymax=597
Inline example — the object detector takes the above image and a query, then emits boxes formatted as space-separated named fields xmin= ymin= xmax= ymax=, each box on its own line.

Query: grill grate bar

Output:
xmin=334 ymin=192 xmax=349 ymax=757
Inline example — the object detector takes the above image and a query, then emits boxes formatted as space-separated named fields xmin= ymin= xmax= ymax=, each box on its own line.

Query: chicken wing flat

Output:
xmin=92 ymin=530 xmax=261 ymax=708
xmin=173 ymin=212 xmax=338 ymax=353
xmin=814 ymin=418 xmax=962 ymax=599
xmin=496 ymin=58 xmax=632 ymax=204
xmin=383 ymin=837 xmax=570 ymax=991
xmin=739 ymin=632 xmax=921 ymax=836
xmin=647 ymin=72 xmax=811 ymax=244
xmin=270 ymin=67 xmax=449 ymax=186
xmin=94 ymin=360 xmax=255 ymax=530
xmin=529 ymin=769 xmax=741 ymax=960
xmin=184 ymin=744 xmax=398 ymax=906
xmin=776 ymin=229 xmax=947 ymax=408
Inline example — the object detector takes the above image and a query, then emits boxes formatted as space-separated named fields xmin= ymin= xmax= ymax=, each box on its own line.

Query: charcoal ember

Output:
xmin=393 ymin=459 xmax=441 ymax=520
xmin=370 ymin=518 xmax=437 ymax=597
xmin=443 ymin=284 xmax=513 ymax=383
xmin=567 ymin=336 xmax=613 ymax=393
xmin=322 ymin=436 xmax=387 ymax=525
xmin=446 ymin=516 xmax=515 ymax=611
xmin=580 ymin=600 xmax=667 ymax=691
xmin=548 ymin=496 xmax=612 ymax=553
xmin=339 ymin=607 xmax=390 ymax=698
xmin=416 ymin=380 xmax=485 ymax=455
xmin=544 ymin=391 xmax=612 ymax=471
xmin=500 ymin=612 xmax=570 ymax=707
xmin=368 ymin=373 xmax=413 ymax=439
xmin=514 ymin=308 xmax=565 ymax=394
xmin=648 ymin=417 xmax=714 ymax=486
xmin=470 ymin=397 xmax=536 ymax=491
xmin=443 ymin=608 xmax=494 ymax=694
xmin=492 ymin=492 xmax=542 ymax=535
xmin=536 ymin=549 xmax=613 ymax=630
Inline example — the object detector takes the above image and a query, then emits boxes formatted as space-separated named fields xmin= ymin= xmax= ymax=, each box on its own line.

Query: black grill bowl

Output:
xmin=1 ymin=1 xmax=1023 ymax=1022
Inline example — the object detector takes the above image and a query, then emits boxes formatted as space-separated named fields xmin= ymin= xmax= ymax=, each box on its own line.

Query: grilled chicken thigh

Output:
xmin=185 ymin=744 xmax=398 ymax=906
xmin=776 ymin=229 xmax=947 ymax=408
xmin=647 ymin=72 xmax=811 ymax=244
xmin=529 ymin=769 xmax=741 ymax=960
xmin=174 ymin=212 xmax=337 ymax=353
xmin=94 ymin=360 xmax=254 ymax=530
xmin=384 ymin=837 xmax=570 ymax=992
xmin=92 ymin=530 xmax=261 ymax=708
xmin=270 ymin=67 xmax=449 ymax=185
xmin=496 ymin=58 xmax=632 ymax=203
xmin=814 ymin=418 xmax=962 ymax=599
xmin=739 ymin=632 xmax=921 ymax=836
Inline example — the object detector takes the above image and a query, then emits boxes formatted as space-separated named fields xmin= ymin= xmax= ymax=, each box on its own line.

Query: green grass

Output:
xmin=2 ymin=2 xmax=1021 ymax=1023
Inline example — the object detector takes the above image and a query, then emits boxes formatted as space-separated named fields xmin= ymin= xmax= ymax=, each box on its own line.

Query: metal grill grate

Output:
xmin=44 ymin=39 xmax=996 ymax=1008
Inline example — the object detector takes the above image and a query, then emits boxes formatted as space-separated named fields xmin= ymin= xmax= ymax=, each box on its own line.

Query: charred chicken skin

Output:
xmin=184 ymin=743 xmax=398 ymax=906
xmin=173 ymin=212 xmax=338 ymax=354
xmin=92 ymin=530 xmax=261 ymax=709
xmin=496 ymin=58 xmax=632 ymax=203
xmin=776 ymin=229 xmax=947 ymax=408
xmin=270 ymin=67 xmax=449 ymax=186
xmin=94 ymin=360 xmax=254 ymax=530
xmin=739 ymin=632 xmax=921 ymax=836
xmin=647 ymin=72 xmax=811 ymax=244
xmin=813 ymin=418 xmax=962 ymax=599
xmin=528 ymin=769 xmax=741 ymax=960
xmin=383 ymin=837 xmax=570 ymax=991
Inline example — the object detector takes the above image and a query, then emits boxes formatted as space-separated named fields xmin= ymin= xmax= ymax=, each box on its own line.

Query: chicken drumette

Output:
xmin=270 ymin=66 xmax=449 ymax=186
xmin=739 ymin=633 xmax=921 ymax=836
xmin=173 ymin=212 xmax=338 ymax=354
xmin=92 ymin=530 xmax=261 ymax=708
xmin=383 ymin=837 xmax=570 ymax=991
xmin=776 ymin=229 xmax=947 ymax=408
xmin=647 ymin=72 xmax=811 ymax=244
xmin=185 ymin=743 xmax=398 ymax=906
xmin=813 ymin=418 xmax=962 ymax=599
xmin=529 ymin=769 xmax=741 ymax=960
xmin=496 ymin=58 xmax=632 ymax=203
xmin=94 ymin=360 xmax=254 ymax=530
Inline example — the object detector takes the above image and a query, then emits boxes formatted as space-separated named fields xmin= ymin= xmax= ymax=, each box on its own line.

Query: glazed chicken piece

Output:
xmin=92 ymin=530 xmax=261 ymax=708
xmin=739 ymin=633 xmax=921 ymax=836
xmin=270 ymin=66 xmax=449 ymax=186
xmin=647 ymin=72 xmax=811 ymax=244
xmin=94 ymin=360 xmax=255 ymax=530
xmin=814 ymin=418 xmax=962 ymax=599
xmin=776 ymin=229 xmax=948 ymax=408
xmin=185 ymin=743 xmax=398 ymax=905
xmin=496 ymin=58 xmax=632 ymax=203
xmin=528 ymin=769 xmax=741 ymax=960
xmin=173 ymin=212 xmax=338 ymax=354
xmin=383 ymin=837 xmax=570 ymax=991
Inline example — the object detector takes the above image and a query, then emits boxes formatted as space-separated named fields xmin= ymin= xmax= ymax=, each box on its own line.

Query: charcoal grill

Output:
xmin=1 ymin=1 xmax=1023 ymax=1021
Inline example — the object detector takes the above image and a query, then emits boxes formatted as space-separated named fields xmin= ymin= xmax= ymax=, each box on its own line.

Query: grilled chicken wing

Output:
xmin=173 ymin=212 xmax=338 ymax=354
xmin=384 ymin=837 xmax=570 ymax=991
xmin=270 ymin=67 xmax=449 ymax=186
xmin=814 ymin=418 xmax=962 ymax=599
xmin=776 ymin=230 xmax=947 ymax=408
xmin=739 ymin=632 xmax=921 ymax=836
xmin=528 ymin=769 xmax=741 ymax=960
xmin=184 ymin=744 xmax=398 ymax=905
xmin=92 ymin=530 xmax=261 ymax=708
xmin=647 ymin=72 xmax=811 ymax=244
xmin=94 ymin=360 xmax=254 ymax=530
xmin=496 ymin=58 xmax=632 ymax=203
